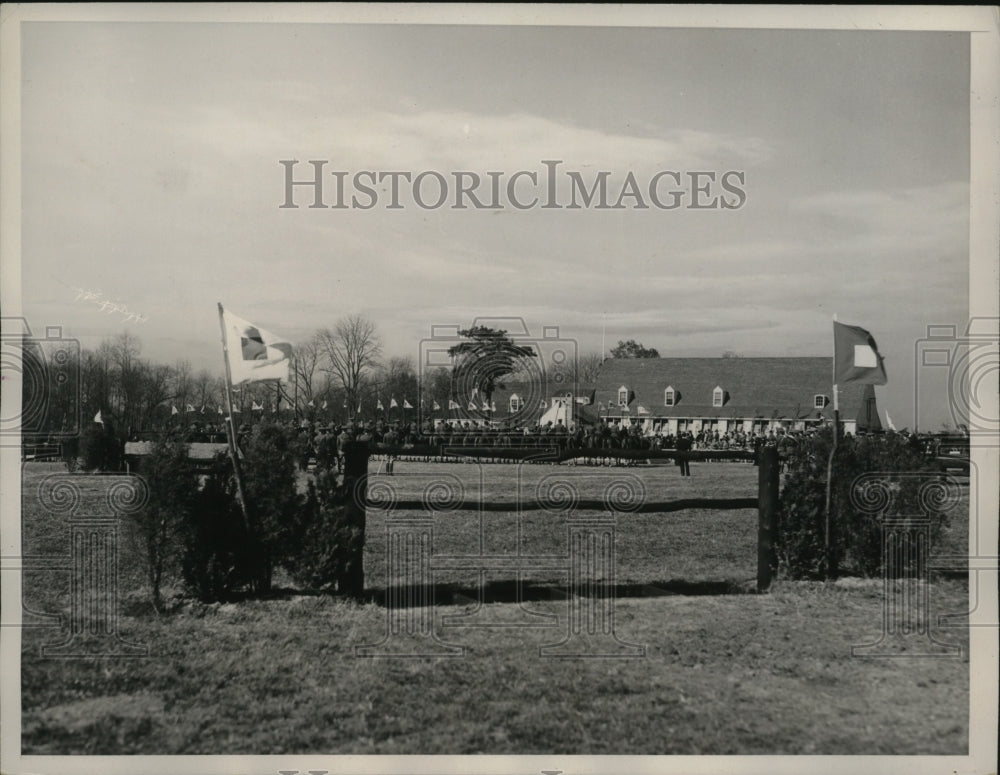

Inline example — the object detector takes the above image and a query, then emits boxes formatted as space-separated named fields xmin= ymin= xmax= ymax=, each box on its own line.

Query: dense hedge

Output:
xmin=777 ymin=428 xmax=951 ymax=579
xmin=179 ymin=454 xmax=254 ymax=602
xmin=286 ymin=468 xmax=364 ymax=593
xmin=136 ymin=422 xmax=363 ymax=604
xmin=78 ymin=422 xmax=122 ymax=472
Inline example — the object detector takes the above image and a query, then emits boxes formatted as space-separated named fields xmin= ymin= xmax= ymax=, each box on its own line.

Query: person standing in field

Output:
xmin=675 ymin=432 xmax=692 ymax=477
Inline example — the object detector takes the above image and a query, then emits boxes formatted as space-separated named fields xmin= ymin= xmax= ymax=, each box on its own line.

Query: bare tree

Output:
xmin=317 ymin=314 xmax=382 ymax=412
xmin=576 ymin=352 xmax=605 ymax=383
xmin=290 ymin=333 xmax=323 ymax=406
xmin=372 ymin=356 xmax=418 ymax=413
xmin=171 ymin=360 xmax=194 ymax=411
xmin=138 ymin=363 xmax=173 ymax=430
xmin=192 ymin=370 xmax=215 ymax=412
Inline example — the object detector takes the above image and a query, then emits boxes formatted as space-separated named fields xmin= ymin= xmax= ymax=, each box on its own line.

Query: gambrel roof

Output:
xmin=593 ymin=357 xmax=876 ymax=425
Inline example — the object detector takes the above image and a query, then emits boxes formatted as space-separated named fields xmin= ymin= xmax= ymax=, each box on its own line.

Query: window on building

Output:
xmin=509 ymin=394 xmax=521 ymax=413
xmin=664 ymin=386 xmax=675 ymax=406
xmin=814 ymin=394 xmax=828 ymax=409
xmin=618 ymin=386 xmax=628 ymax=406
xmin=713 ymin=386 xmax=724 ymax=407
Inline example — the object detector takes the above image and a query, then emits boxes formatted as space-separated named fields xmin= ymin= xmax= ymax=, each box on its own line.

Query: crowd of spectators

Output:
xmin=115 ymin=417 xmax=961 ymax=469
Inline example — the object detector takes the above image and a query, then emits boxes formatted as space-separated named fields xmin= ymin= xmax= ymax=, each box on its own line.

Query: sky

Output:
xmin=18 ymin=22 xmax=971 ymax=430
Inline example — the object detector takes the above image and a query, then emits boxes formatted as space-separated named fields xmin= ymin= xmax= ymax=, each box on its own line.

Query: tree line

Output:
xmin=24 ymin=316 xmax=636 ymax=444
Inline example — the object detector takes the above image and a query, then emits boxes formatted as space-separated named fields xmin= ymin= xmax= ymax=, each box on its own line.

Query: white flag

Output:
xmin=93 ymin=410 xmax=104 ymax=425
xmin=186 ymin=404 xmax=196 ymax=413
xmin=468 ymin=400 xmax=478 ymax=411
xmin=322 ymin=400 xmax=327 ymax=409
xmin=448 ymin=399 xmax=460 ymax=410
xmin=637 ymin=405 xmax=649 ymax=415
xmin=390 ymin=397 xmax=399 ymax=409
xmin=221 ymin=306 xmax=292 ymax=385
xmin=885 ymin=410 xmax=896 ymax=431
xmin=433 ymin=401 xmax=441 ymax=410
xmin=252 ymin=401 xmax=263 ymax=411
xmin=307 ymin=399 xmax=315 ymax=407
xmin=403 ymin=399 xmax=413 ymax=409
xmin=377 ymin=399 xmax=385 ymax=411
xmin=171 ymin=405 xmax=179 ymax=415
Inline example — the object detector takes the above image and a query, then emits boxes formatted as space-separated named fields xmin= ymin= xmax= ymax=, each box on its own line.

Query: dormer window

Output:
xmin=509 ymin=394 xmax=522 ymax=412
xmin=814 ymin=394 xmax=828 ymax=409
xmin=617 ymin=386 xmax=629 ymax=406
xmin=664 ymin=386 xmax=676 ymax=407
xmin=713 ymin=386 xmax=725 ymax=407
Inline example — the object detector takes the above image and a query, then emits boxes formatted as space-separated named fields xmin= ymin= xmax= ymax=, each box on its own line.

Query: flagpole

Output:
xmin=217 ymin=303 xmax=252 ymax=532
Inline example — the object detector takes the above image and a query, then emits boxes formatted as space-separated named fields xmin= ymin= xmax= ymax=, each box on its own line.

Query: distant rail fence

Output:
xmin=370 ymin=445 xmax=762 ymax=465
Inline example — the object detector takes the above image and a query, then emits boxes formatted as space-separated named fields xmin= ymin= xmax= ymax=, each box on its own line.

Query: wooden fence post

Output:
xmin=341 ymin=440 xmax=370 ymax=599
xmin=757 ymin=445 xmax=780 ymax=592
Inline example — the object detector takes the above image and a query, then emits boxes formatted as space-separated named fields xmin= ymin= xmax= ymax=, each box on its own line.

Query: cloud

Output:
xmin=167 ymin=103 xmax=773 ymax=175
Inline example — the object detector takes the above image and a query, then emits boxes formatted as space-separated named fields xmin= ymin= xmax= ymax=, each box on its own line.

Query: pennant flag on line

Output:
xmin=468 ymin=400 xmax=478 ymax=411
xmin=252 ymin=401 xmax=263 ymax=411
xmin=171 ymin=405 xmax=179 ymax=415
xmin=377 ymin=399 xmax=385 ymax=411
xmin=221 ymin=306 xmax=292 ymax=385
xmin=93 ymin=410 xmax=103 ymax=425
xmin=186 ymin=404 xmax=195 ymax=413
xmin=833 ymin=320 xmax=887 ymax=385
xmin=433 ymin=401 xmax=441 ymax=411
xmin=449 ymin=399 xmax=460 ymax=410
xmin=403 ymin=399 xmax=413 ymax=409
xmin=390 ymin=397 xmax=399 ymax=409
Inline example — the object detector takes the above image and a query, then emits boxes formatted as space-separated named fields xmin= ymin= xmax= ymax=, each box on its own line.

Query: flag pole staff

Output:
xmin=824 ymin=315 xmax=839 ymax=580
xmin=217 ymin=303 xmax=252 ymax=532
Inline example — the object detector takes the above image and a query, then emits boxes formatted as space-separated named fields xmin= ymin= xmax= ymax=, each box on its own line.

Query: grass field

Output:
xmin=17 ymin=460 xmax=971 ymax=755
